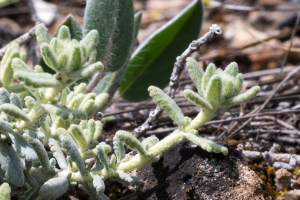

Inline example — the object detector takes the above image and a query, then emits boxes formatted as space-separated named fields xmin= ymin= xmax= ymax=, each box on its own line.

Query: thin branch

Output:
xmin=0 ymin=26 xmax=36 ymax=60
xmin=133 ymin=24 xmax=222 ymax=138
xmin=209 ymin=1 xmax=300 ymax=12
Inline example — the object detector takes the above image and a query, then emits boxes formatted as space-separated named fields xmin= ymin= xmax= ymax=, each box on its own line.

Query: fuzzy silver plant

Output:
xmin=0 ymin=22 xmax=260 ymax=200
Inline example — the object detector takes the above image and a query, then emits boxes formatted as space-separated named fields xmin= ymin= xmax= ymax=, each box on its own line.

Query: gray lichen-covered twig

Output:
xmin=134 ymin=24 xmax=223 ymax=138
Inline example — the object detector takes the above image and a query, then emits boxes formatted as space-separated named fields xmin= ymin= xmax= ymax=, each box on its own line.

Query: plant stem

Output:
xmin=118 ymin=130 xmax=186 ymax=172
xmin=187 ymin=110 xmax=214 ymax=130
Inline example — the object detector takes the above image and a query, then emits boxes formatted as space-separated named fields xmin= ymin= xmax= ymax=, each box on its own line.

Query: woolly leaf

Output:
xmin=224 ymin=86 xmax=260 ymax=106
xmin=25 ymin=135 xmax=50 ymax=171
xmin=109 ymin=154 xmax=116 ymax=169
xmin=186 ymin=57 xmax=204 ymax=95
xmin=221 ymin=79 xmax=234 ymax=100
xmin=205 ymin=75 xmax=221 ymax=107
xmin=224 ymin=62 xmax=238 ymax=76
xmin=69 ymin=125 xmax=86 ymax=151
xmin=88 ymin=93 xmax=109 ymax=116
xmin=9 ymin=134 xmax=38 ymax=162
xmin=116 ymin=130 xmax=149 ymax=158
xmin=81 ymin=99 xmax=95 ymax=113
xmin=0 ymin=141 xmax=24 ymax=187
xmin=112 ymin=173 xmax=143 ymax=187
xmin=0 ymin=88 xmax=10 ymax=105
xmin=0 ymin=183 xmax=11 ymax=200
xmin=68 ymin=61 xmax=103 ymax=79
xmin=61 ymin=136 xmax=88 ymax=177
xmin=0 ymin=120 xmax=13 ymax=133
xmin=94 ymin=144 xmax=109 ymax=171
xmin=9 ymin=93 xmax=22 ymax=109
xmin=6 ymin=83 xmax=27 ymax=94
xmin=14 ymin=71 xmax=62 ymax=88
xmin=183 ymin=89 xmax=213 ymax=111
xmin=40 ymin=43 xmax=59 ymax=72
xmin=56 ymin=128 xmax=77 ymax=146
xmin=48 ymin=138 xmax=68 ymax=170
xmin=75 ymin=83 xmax=87 ymax=94
xmin=80 ymin=30 xmax=99 ymax=56
xmin=38 ymin=176 xmax=69 ymax=200
xmin=93 ymin=121 xmax=102 ymax=141
xmin=11 ymin=58 xmax=31 ymax=72
xmin=148 ymin=86 xmax=185 ymax=129
xmin=93 ymin=174 xmax=105 ymax=194
xmin=0 ymin=103 xmax=31 ymax=121
xmin=1 ymin=43 xmax=21 ymax=87
xmin=84 ymin=0 xmax=134 ymax=71
xmin=202 ymin=63 xmax=216 ymax=93
xmin=57 ymin=25 xmax=71 ymax=40
xmin=183 ymin=132 xmax=228 ymax=156
xmin=117 ymin=170 xmax=132 ymax=183
xmin=24 ymin=96 xmax=35 ymax=110
xmin=234 ymin=73 xmax=243 ymax=96
xmin=35 ymin=24 xmax=53 ymax=44
xmin=66 ymin=45 xmax=81 ymax=73
xmin=55 ymin=14 xmax=83 ymax=41
xmin=43 ymin=104 xmax=87 ymax=121
xmin=141 ymin=136 xmax=159 ymax=151
xmin=86 ymin=119 xmax=95 ymax=144
xmin=113 ymin=136 xmax=125 ymax=163
xmin=90 ymin=11 xmax=142 ymax=100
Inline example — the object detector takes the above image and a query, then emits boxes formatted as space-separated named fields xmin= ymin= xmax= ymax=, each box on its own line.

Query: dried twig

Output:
xmin=0 ymin=26 xmax=36 ymax=60
xmin=133 ymin=24 xmax=222 ymax=138
xmin=210 ymin=1 xmax=300 ymax=12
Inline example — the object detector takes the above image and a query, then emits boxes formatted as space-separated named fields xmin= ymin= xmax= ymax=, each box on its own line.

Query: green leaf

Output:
xmin=119 ymin=0 xmax=203 ymax=102
xmin=0 ymin=120 xmax=13 ymax=133
xmin=9 ymin=134 xmax=38 ymax=162
xmin=48 ymin=138 xmax=68 ymax=170
xmin=14 ymin=71 xmax=62 ymax=88
xmin=84 ymin=0 xmax=134 ymax=72
xmin=54 ymin=14 xmax=83 ymax=41
xmin=148 ymin=86 xmax=185 ymax=129
xmin=43 ymin=104 xmax=87 ymax=122
xmin=61 ymin=136 xmax=88 ymax=177
xmin=115 ymin=130 xmax=150 ymax=158
xmin=113 ymin=136 xmax=125 ymax=163
xmin=25 ymin=135 xmax=50 ymax=171
xmin=90 ymin=11 xmax=142 ymax=101
xmin=93 ymin=175 xmax=105 ymax=194
xmin=0 ymin=141 xmax=24 ymax=187
xmin=0 ymin=103 xmax=31 ymax=122
xmin=39 ymin=15 xmax=83 ymax=74
xmin=0 ymin=183 xmax=11 ymax=200
xmin=183 ymin=132 xmax=228 ymax=156
xmin=38 ymin=176 xmax=69 ymax=200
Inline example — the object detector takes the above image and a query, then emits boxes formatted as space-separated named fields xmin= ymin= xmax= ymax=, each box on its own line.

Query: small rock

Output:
xmin=275 ymin=168 xmax=292 ymax=190
xmin=277 ymin=190 xmax=300 ymax=200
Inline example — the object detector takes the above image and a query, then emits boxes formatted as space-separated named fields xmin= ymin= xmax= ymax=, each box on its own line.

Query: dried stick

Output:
xmin=0 ymin=26 xmax=36 ymax=60
xmin=133 ymin=24 xmax=222 ymax=138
